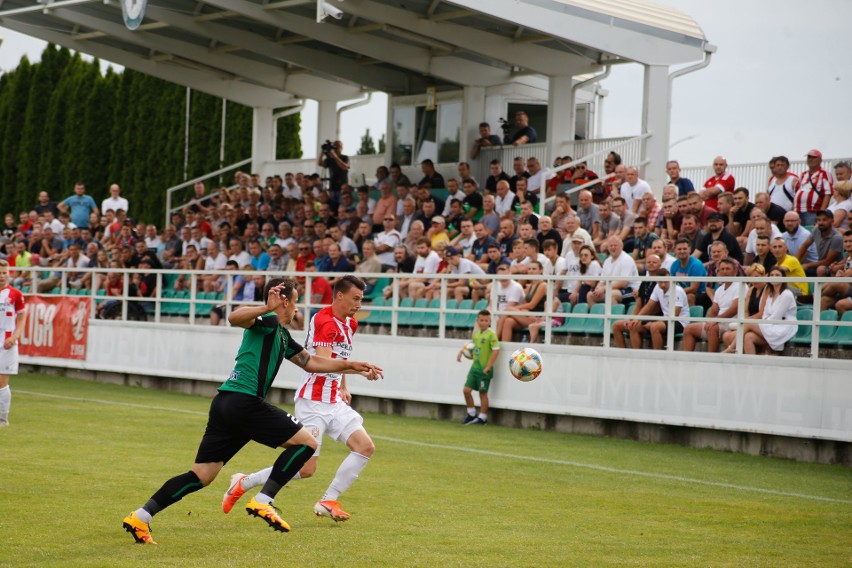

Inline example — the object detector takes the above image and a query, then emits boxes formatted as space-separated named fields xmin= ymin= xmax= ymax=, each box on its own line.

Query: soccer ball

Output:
xmin=461 ymin=342 xmax=475 ymax=360
xmin=509 ymin=348 xmax=542 ymax=382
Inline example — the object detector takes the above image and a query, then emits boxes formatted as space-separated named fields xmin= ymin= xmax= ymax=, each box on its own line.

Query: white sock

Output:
xmin=134 ymin=508 xmax=152 ymax=524
xmin=478 ymin=412 xmax=488 ymax=421
xmin=467 ymin=407 xmax=476 ymax=416
xmin=0 ymin=386 xmax=10 ymax=422
xmin=254 ymin=493 xmax=274 ymax=505
xmin=322 ymin=452 xmax=369 ymax=502
xmin=242 ymin=467 xmax=273 ymax=491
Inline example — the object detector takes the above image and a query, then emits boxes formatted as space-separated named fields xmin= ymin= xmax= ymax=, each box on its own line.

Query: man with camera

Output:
xmin=506 ymin=111 xmax=537 ymax=146
xmin=317 ymin=140 xmax=350 ymax=201
xmin=469 ymin=122 xmax=503 ymax=160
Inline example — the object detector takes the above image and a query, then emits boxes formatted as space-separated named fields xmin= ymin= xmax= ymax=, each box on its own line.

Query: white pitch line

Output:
xmin=18 ymin=390 xmax=852 ymax=505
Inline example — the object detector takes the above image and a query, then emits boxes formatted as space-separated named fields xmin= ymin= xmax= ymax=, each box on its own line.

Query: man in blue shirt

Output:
xmin=782 ymin=211 xmax=818 ymax=264
xmin=667 ymin=161 xmax=695 ymax=196
xmin=58 ymin=183 xmax=98 ymax=228
xmin=247 ymin=240 xmax=270 ymax=270
xmin=671 ymin=237 xmax=706 ymax=306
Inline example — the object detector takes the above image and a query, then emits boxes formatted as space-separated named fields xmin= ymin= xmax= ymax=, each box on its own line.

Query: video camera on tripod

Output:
xmin=321 ymin=140 xmax=335 ymax=155
xmin=498 ymin=118 xmax=512 ymax=144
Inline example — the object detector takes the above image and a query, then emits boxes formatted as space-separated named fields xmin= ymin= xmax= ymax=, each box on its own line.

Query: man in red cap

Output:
xmin=796 ymin=150 xmax=833 ymax=226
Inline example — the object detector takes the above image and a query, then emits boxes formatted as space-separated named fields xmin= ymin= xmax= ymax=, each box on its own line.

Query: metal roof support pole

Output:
xmin=546 ymin=75 xmax=574 ymax=166
xmin=251 ymin=107 xmax=276 ymax=174
xmin=640 ymin=64 xmax=671 ymax=196
xmin=461 ymin=86 xmax=486 ymax=163
xmin=569 ymin=65 xmax=611 ymax=144
xmin=317 ymin=100 xmax=338 ymax=152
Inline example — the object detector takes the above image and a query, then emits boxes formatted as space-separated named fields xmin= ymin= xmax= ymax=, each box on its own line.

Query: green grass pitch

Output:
xmin=0 ymin=372 xmax=849 ymax=567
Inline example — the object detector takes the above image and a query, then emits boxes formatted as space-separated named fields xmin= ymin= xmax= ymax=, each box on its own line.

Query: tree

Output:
xmin=358 ymin=128 xmax=377 ymax=155
xmin=378 ymin=133 xmax=386 ymax=155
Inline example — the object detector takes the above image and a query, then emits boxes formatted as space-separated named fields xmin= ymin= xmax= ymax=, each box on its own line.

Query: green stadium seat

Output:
xmin=396 ymin=297 xmax=416 ymax=326
xmin=818 ymin=309 xmax=838 ymax=344
xmin=196 ymin=291 xmax=215 ymax=317
xmin=791 ymin=307 xmax=814 ymax=345
xmin=441 ymin=299 xmax=458 ymax=330
xmin=462 ymin=299 xmax=489 ymax=328
xmin=21 ymin=286 xmax=31 ymax=294
xmin=361 ymin=296 xmax=385 ymax=325
xmin=449 ymin=299 xmax=474 ymax=329
xmin=559 ymin=303 xmax=589 ymax=334
xmin=175 ymin=290 xmax=191 ymax=316
xmin=50 ymin=287 xmax=61 ymax=295
xmin=584 ymin=303 xmax=607 ymax=335
xmin=551 ymin=302 xmax=573 ymax=334
xmin=404 ymin=298 xmax=430 ymax=327
xmin=160 ymin=289 xmax=178 ymax=315
xmin=365 ymin=278 xmax=390 ymax=301
xmin=689 ymin=305 xmax=705 ymax=319
xmin=422 ymin=298 xmax=442 ymax=328
xmin=827 ymin=311 xmax=852 ymax=346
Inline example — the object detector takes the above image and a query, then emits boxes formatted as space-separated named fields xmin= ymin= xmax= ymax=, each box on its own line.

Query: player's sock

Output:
xmin=322 ymin=452 xmax=369 ymax=501
xmin=133 ymin=508 xmax=153 ymax=524
xmin=466 ymin=407 xmax=476 ymax=417
xmin=142 ymin=471 xmax=204 ymax=517
xmin=0 ymin=385 xmax=10 ymax=422
xmin=478 ymin=412 xmax=488 ymax=421
xmin=242 ymin=467 xmax=273 ymax=491
xmin=258 ymin=444 xmax=315 ymax=500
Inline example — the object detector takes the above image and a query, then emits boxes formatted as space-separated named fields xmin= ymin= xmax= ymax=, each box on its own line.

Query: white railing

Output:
xmin=261 ymin=154 xmax=389 ymax=190
xmin=473 ymin=136 xmax=641 ymax=185
xmin=681 ymin=158 xmax=844 ymax=199
xmin=11 ymin=266 xmax=851 ymax=360
xmin=165 ymin=158 xmax=252 ymax=226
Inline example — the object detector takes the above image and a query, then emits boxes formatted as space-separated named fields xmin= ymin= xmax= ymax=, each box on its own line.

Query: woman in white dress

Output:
xmin=742 ymin=265 xmax=798 ymax=354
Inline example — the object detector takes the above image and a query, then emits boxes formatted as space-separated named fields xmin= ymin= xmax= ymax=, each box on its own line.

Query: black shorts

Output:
xmin=194 ymin=391 xmax=303 ymax=465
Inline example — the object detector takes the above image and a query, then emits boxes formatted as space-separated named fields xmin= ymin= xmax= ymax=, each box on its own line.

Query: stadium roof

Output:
xmin=0 ymin=0 xmax=711 ymax=107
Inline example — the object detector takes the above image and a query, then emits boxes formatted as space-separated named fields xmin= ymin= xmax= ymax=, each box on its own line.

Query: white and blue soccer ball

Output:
xmin=461 ymin=342 xmax=475 ymax=360
xmin=509 ymin=347 xmax=543 ymax=382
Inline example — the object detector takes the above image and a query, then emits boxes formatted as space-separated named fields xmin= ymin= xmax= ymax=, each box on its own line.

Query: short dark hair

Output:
xmin=608 ymin=151 xmax=622 ymax=165
xmin=734 ymin=187 xmax=750 ymax=198
xmin=421 ymin=159 xmax=434 ymax=167
xmin=333 ymin=274 xmax=366 ymax=297
xmin=478 ymin=122 xmax=490 ymax=129
xmin=489 ymin=159 xmax=501 ymax=166
xmin=674 ymin=238 xmax=692 ymax=249
xmin=769 ymin=155 xmax=790 ymax=167
xmin=654 ymin=268 xmax=670 ymax=277
xmin=477 ymin=309 xmax=491 ymax=317
xmin=263 ymin=277 xmax=298 ymax=303
xmin=634 ymin=217 xmax=648 ymax=226
xmin=718 ymin=258 xmax=737 ymax=269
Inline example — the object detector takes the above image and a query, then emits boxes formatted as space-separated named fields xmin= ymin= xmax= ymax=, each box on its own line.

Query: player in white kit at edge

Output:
xmin=222 ymin=274 xmax=379 ymax=522
xmin=0 ymin=259 xmax=26 ymax=427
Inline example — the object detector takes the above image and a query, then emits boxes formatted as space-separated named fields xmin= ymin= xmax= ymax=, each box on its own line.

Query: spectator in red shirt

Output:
xmin=796 ymin=149 xmax=833 ymax=226
xmin=701 ymin=156 xmax=736 ymax=211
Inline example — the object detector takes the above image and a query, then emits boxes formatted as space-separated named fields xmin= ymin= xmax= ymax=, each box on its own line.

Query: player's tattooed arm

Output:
xmin=290 ymin=350 xmax=311 ymax=370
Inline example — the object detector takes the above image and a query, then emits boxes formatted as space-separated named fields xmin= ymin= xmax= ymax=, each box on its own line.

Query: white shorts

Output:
xmin=0 ymin=346 xmax=19 ymax=376
xmin=294 ymin=398 xmax=364 ymax=457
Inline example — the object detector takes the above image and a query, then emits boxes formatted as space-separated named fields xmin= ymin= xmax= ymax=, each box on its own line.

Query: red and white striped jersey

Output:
xmin=795 ymin=168 xmax=833 ymax=213
xmin=702 ymin=173 xmax=736 ymax=211
xmin=767 ymin=173 xmax=800 ymax=211
xmin=0 ymin=286 xmax=25 ymax=345
xmin=295 ymin=305 xmax=357 ymax=403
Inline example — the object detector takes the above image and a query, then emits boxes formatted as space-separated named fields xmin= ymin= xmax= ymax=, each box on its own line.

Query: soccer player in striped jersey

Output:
xmin=223 ymin=275 xmax=378 ymax=522
xmin=122 ymin=278 xmax=382 ymax=544
xmin=0 ymin=260 xmax=26 ymax=427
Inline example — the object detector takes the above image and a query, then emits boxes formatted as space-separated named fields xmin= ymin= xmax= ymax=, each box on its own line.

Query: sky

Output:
xmin=1 ymin=0 xmax=849 ymax=167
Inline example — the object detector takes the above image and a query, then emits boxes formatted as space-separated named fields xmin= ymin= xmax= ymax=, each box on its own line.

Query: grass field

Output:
xmin=0 ymin=372 xmax=850 ymax=568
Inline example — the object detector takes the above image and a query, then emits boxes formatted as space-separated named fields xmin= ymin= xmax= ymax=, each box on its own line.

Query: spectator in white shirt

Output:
xmin=619 ymin=167 xmax=652 ymax=213
xmin=101 ymin=183 xmax=130 ymax=215
xmin=587 ymin=236 xmax=639 ymax=306
xmin=444 ymin=245 xmax=486 ymax=302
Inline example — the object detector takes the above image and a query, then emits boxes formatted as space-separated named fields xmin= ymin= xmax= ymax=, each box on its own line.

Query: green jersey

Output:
xmin=471 ymin=328 xmax=500 ymax=369
xmin=219 ymin=314 xmax=304 ymax=399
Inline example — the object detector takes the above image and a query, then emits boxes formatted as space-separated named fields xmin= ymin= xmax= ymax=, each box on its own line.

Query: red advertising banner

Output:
xmin=19 ymin=295 xmax=90 ymax=360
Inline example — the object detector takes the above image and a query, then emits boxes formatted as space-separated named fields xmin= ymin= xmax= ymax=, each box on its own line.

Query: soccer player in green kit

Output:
xmin=456 ymin=309 xmax=500 ymax=425
xmin=122 ymin=277 xmax=382 ymax=544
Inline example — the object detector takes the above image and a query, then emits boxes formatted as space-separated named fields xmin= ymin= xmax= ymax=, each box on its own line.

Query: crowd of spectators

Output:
xmin=1 ymin=144 xmax=850 ymax=353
